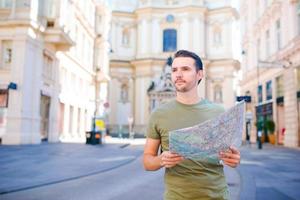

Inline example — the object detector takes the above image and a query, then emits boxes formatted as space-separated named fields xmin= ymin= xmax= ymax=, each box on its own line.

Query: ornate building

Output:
xmin=108 ymin=0 xmax=240 ymax=135
xmin=148 ymin=57 xmax=176 ymax=111
xmin=240 ymin=0 xmax=300 ymax=147
xmin=0 ymin=0 xmax=110 ymax=144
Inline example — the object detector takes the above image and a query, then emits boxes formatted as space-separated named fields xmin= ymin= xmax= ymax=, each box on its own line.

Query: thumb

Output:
xmin=229 ymin=146 xmax=240 ymax=154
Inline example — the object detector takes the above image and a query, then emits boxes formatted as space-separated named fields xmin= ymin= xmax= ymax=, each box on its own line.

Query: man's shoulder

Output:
xmin=149 ymin=99 xmax=177 ymax=116
xmin=201 ymin=99 xmax=225 ymax=113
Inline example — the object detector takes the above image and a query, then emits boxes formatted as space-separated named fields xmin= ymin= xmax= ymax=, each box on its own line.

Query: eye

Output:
xmin=182 ymin=66 xmax=190 ymax=71
xmin=172 ymin=68 xmax=177 ymax=72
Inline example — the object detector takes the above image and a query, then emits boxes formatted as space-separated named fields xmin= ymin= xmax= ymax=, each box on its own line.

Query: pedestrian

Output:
xmin=143 ymin=50 xmax=241 ymax=200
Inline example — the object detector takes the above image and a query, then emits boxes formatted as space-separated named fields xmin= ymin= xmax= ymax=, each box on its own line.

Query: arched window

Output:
xmin=213 ymin=25 xmax=222 ymax=45
xmin=120 ymin=83 xmax=129 ymax=103
xmin=163 ymin=29 xmax=177 ymax=52
xmin=122 ymin=28 xmax=130 ymax=46
xmin=214 ymin=85 xmax=223 ymax=103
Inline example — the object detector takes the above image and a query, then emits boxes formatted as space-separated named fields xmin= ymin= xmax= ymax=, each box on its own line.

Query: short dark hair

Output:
xmin=173 ymin=50 xmax=203 ymax=84
xmin=174 ymin=50 xmax=203 ymax=71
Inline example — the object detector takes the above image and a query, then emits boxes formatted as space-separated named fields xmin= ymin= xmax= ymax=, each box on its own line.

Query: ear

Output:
xmin=197 ymin=70 xmax=203 ymax=80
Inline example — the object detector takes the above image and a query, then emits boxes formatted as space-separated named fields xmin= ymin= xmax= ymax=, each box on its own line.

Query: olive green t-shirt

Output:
xmin=147 ymin=99 xmax=229 ymax=200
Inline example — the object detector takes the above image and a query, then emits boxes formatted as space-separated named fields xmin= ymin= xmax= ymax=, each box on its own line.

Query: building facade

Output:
xmin=108 ymin=0 xmax=240 ymax=135
xmin=0 ymin=0 xmax=110 ymax=144
xmin=240 ymin=0 xmax=300 ymax=147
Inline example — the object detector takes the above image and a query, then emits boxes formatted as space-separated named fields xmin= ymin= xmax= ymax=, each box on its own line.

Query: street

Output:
xmin=0 ymin=154 xmax=164 ymax=200
xmin=0 ymin=141 xmax=299 ymax=200
xmin=0 ymin=143 xmax=165 ymax=200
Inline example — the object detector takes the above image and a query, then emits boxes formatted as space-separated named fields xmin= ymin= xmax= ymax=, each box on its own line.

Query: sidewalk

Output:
xmin=237 ymin=143 xmax=300 ymax=200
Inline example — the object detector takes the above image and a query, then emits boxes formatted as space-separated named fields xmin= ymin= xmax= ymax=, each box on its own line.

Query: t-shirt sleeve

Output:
xmin=146 ymin=111 xmax=161 ymax=139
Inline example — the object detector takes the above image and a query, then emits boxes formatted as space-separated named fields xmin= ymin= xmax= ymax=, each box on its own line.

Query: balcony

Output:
xmin=44 ymin=24 xmax=74 ymax=51
xmin=40 ymin=0 xmax=74 ymax=51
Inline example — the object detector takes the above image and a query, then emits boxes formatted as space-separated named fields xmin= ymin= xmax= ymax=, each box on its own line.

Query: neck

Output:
xmin=176 ymin=88 xmax=201 ymax=105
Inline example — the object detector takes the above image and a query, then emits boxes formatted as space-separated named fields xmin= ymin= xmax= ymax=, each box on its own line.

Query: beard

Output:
xmin=175 ymin=85 xmax=189 ymax=92
xmin=174 ymin=79 xmax=197 ymax=93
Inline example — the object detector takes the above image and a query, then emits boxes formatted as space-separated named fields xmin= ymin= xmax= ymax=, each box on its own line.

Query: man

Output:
xmin=143 ymin=50 xmax=240 ymax=200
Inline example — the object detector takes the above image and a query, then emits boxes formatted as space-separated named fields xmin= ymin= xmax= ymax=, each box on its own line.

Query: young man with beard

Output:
xmin=143 ymin=50 xmax=240 ymax=200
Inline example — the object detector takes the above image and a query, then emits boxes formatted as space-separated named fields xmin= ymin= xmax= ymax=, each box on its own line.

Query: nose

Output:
xmin=175 ymin=70 xmax=183 ymax=78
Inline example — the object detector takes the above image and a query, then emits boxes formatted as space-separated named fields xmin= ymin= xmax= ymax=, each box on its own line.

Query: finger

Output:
xmin=163 ymin=152 xmax=182 ymax=158
xmin=169 ymin=153 xmax=183 ymax=158
xmin=163 ymin=157 xmax=184 ymax=163
xmin=219 ymin=152 xmax=240 ymax=160
xmin=229 ymin=146 xmax=240 ymax=154
xmin=223 ymin=159 xmax=240 ymax=167
xmin=221 ymin=158 xmax=240 ymax=165
xmin=222 ymin=161 xmax=238 ymax=168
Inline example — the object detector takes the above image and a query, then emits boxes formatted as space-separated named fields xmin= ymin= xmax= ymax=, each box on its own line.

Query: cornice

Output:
xmin=207 ymin=59 xmax=240 ymax=70
xmin=134 ymin=6 xmax=207 ymax=16
xmin=112 ymin=11 xmax=136 ymax=19
xmin=110 ymin=60 xmax=132 ymax=68
xmin=208 ymin=7 xmax=239 ymax=20
xmin=130 ymin=58 xmax=166 ymax=67
xmin=0 ymin=19 xmax=44 ymax=32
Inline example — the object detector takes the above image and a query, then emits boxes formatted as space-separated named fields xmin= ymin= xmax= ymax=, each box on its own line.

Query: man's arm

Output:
xmin=143 ymin=138 xmax=184 ymax=171
xmin=143 ymin=138 xmax=162 ymax=171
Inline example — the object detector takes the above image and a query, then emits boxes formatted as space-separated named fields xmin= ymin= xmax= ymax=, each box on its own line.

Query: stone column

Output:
xmin=199 ymin=17 xmax=205 ymax=57
xmin=192 ymin=17 xmax=200 ymax=53
xmin=152 ymin=18 xmax=160 ymax=54
xmin=283 ymin=67 xmax=298 ymax=147
xmin=179 ymin=18 xmax=188 ymax=50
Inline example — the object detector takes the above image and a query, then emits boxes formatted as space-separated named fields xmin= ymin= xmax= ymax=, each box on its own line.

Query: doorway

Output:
xmin=40 ymin=95 xmax=51 ymax=142
xmin=298 ymin=100 xmax=300 ymax=147
xmin=277 ymin=104 xmax=285 ymax=145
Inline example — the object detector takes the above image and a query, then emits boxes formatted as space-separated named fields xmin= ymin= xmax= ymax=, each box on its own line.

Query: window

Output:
xmin=258 ymin=85 xmax=263 ymax=103
xmin=16 ymin=0 xmax=30 ymax=8
xmin=214 ymin=85 xmax=223 ymax=103
xmin=77 ymin=108 xmax=81 ymax=134
xmin=0 ymin=89 xmax=8 ymax=108
xmin=166 ymin=14 xmax=175 ymax=23
xmin=42 ymin=53 xmax=53 ymax=81
xmin=213 ymin=25 xmax=222 ymax=46
xmin=276 ymin=19 xmax=281 ymax=50
xmin=59 ymin=102 xmax=65 ymax=135
xmin=255 ymin=0 xmax=259 ymax=20
xmin=120 ymin=84 xmax=128 ymax=103
xmin=1 ymin=40 xmax=12 ymax=68
xmin=0 ymin=0 xmax=12 ymax=8
xmin=264 ymin=0 xmax=268 ymax=9
xmin=122 ymin=28 xmax=130 ymax=46
xmin=265 ymin=30 xmax=270 ymax=57
xmin=69 ymin=106 xmax=74 ymax=134
xmin=163 ymin=29 xmax=177 ymax=52
xmin=266 ymin=80 xmax=272 ymax=100
xmin=276 ymin=76 xmax=284 ymax=97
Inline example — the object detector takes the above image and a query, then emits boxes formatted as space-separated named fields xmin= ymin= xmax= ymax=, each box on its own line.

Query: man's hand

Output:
xmin=160 ymin=151 xmax=184 ymax=168
xmin=219 ymin=146 xmax=240 ymax=168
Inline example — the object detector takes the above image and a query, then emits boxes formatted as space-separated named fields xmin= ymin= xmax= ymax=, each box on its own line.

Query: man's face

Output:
xmin=171 ymin=57 xmax=203 ymax=93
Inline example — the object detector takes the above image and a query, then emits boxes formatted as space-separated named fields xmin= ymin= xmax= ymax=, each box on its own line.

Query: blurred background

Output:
xmin=1 ymin=0 xmax=299 ymax=148
xmin=0 ymin=1 xmax=300 ymax=200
